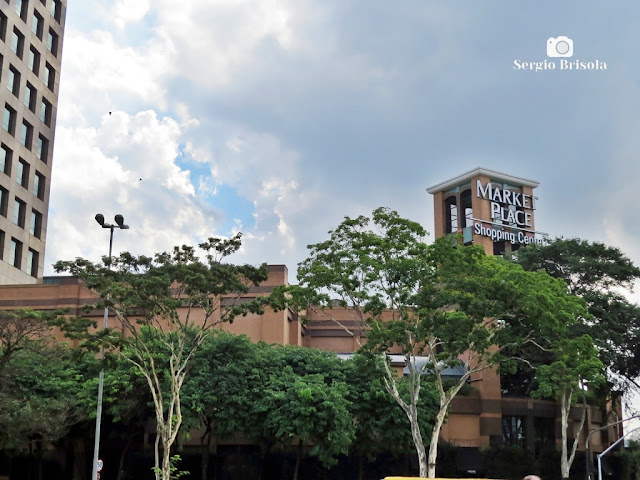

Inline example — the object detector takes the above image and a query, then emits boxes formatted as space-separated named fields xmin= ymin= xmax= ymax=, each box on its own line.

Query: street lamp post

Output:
xmin=91 ymin=214 xmax=129 ymax=480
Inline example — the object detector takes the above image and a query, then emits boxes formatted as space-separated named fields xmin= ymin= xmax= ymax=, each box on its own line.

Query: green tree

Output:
xmin=182 ymin=332 xmax=258 ymax=480
xmin=255 ymin=366 xmax=354 ymax=480
xmin=0 ymin=342 xmax=88 ymax=480
xmin=344 ymin=353 xmax=438 ymax=480
xmin=515 ymin=237 xmax=640 ymax=390
xmin=240 ymin=343 xmax=354 ymax=479
xmin=54 ymin=234 xmax=268 ymax=480
xmin=293 ymin=207 xmax=586 ymax=478
xmin=532 ymin=335 xmax=604 ymax=479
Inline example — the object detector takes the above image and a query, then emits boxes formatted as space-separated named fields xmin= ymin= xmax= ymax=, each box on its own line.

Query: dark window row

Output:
xmin=0 ymin=230 xmax=38 ymax=277
xmin=3 ymin=104 xmax=51 ymax=162
xmin=1 ymin=142 xmax=47 ymax=200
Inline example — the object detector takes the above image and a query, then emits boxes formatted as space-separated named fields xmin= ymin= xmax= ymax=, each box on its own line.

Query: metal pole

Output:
xmin=596 ymin=426 xmax=640 ymax=480
xmin=585 ymin=414 xmax=640 ymax=480
xmin=91 ymin=225 xmax=115 ymax=480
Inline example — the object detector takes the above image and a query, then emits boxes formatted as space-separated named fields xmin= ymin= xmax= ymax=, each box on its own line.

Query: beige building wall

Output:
xmin=0 ymin=0 xmax=66 ymax=284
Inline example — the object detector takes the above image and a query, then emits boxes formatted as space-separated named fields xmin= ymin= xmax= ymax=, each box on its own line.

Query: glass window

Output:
xmin=9 ymin=238 xmax=22 ymax=268
xmin=26 ymin=248 xmax=38 ymax=276
xmin=6 ymin=66 xmax=19 ymax=96
xmin=11 ymin=28 xmax=24 ymax=58
xmin=40 ymin=98 xmax=51 ymax=125
xmin=3 ymin=105 xmax=16 ymax=134
xmin=502 ymin=416 xmax=526 ymax=447
xmin=30 ymin=209 xmax=41 ymax=238
xmin=0 ymin=144 xmax=10 ymax=174
xmin=44 ymin=63 xmax=54 ymax=90
xmin=0 ymin=187 xmax=7 ymax=216
xmin=13 ymin=198 xmax=26 ymax=227
xmin=16 ymin=158 xmax=29 ymax=188
xmin=33 ymin=171 xmax=44 ymax=198
xmin=0 ymin=230 xmax=4 ymax=260
xmin=20 ymin=120 xmax=33 ymax=148
xmin=47 ymin=28 xmax=58 ymax=56
xmin=32 ymin=11 xmax=43 ymax=38
xmin=28 ymin=46 xmax=40 ymax=74
xmin=50 ymin=0 xmax=61 ymax=22
xmin=36 ymin=135 xmax=48 ymax=162
xmin=11 ymin=198 xmax=26 ymax=228
xmin=15 ymin=0 xmax=28 ymax=20
xmin=25 ymin=83 xmax=36 ymax=111
xmin=0 ymin=12 xmax=7 ymax=42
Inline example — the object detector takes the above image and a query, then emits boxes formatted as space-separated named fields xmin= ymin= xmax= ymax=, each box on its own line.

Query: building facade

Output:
xmin=0 ymin=0 xmax=66 ymax=284
xmin=0 ymin=167 xmax=620 ymax=476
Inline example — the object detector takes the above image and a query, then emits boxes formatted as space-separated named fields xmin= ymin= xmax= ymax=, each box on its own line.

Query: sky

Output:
xmin=46 ymin=0 xmax=640 ymax=293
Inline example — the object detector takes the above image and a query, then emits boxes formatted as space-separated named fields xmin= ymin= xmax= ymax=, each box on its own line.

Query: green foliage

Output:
xmin=531 ymin=335 xmax=604 ymax=401
xmin=241 ymin=343 xmax=355 ymax=467
xmin=293 ymin=207 xmax=589 ymax=478
xmin=344 ymin=353 xmax=438 ymax=459
xmin=515 ymin=237 xmax=640 ymax=388
xmin=152 ymin=454 xmax=190 ymax=480
xmin=0 ymin=341 xmax=89 ymax=451
xmin=481 ymin=444 xmax=535 ymax=480
xmin=54 ymin=235 xmax=269 ymax=480
xmin=256 ymin=366 xmax=354 ymax=467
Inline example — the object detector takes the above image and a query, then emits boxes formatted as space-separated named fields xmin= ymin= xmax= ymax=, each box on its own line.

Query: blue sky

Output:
xmin=47 ymin=0 xmax=640 ymax=293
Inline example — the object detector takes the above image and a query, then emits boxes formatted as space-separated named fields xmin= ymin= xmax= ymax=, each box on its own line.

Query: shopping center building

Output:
xmin=0 ymin=167 xmax=620 ymax=475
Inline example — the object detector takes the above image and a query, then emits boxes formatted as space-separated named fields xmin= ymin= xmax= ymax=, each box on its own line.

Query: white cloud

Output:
xmin=45 ymin=110 xmax=220 ymax=273
xmin=57 ymin=27 xmax=173 ymax=123
xmin=113 ymin=0 xmax=151 ymax=29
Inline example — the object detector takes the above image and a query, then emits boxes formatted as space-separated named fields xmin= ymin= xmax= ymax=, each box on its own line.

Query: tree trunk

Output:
xmin=427 ymin=405 xmax=448 ymax=478
xmin=357 ymin=453 xmax=364 ymax=480
xmin=200 ymin=426 xmax=211 ymax=480
xmin=407 ymin=402 xmax=428 ymax=478
xmin=560 ymin=390 xmax=570 ymax=479
xmin=161 ymin=437 xmax=172 ymax=480
xmin=293 ymin=439 xmax=303 ymax=480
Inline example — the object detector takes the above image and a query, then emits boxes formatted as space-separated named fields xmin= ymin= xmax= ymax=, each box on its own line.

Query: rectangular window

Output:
xmin=0 ymin=186 xmax=7 ymax=216
xmin=11 ymin=28 xmax=25 ymax=58
xmin=26 ymin=248 xmax=38 ymax=277
xmin=47 ymin=28 xmax=58 ymax=57
xmin=0 ymin=12 xmax=7 ymax=42
xmin=30 ymin=209 xmax=41 ymax=238
xmin=44 ymin=62 xmax=54 ymax=90
xmin=33 ymin=171 xmax=44 ymax=198
xmin=16 ymin=0 xmax=28 ymax=21
xmin=20 ymin=120 xmax=33 ymax=149
xmin=36 ymin=135 xmax=48 ymax=162
xmin=32 ymin=11 xmax=44 ymax=39
xmin=6 ymin=65 xmax=19 ymax=97
xmin=16 ymin=158 xmax=29 ymax=188
xmin=28 ymin=46 xmax=40 ymax=75
xmin=9 ymin=238 xmax=22 ymax=268
xmin=50 ymin=0 xmax=61 ymax=22
xmin=3 ymin=105 xmax=16 ymax=135
xmin=40 ymin=98 xmax=51 ymax=125
xmin=0 ymin=144 xmax=11 ymax=175
xmin=13 ymin=197 xmax=26 ymax=227
xmin=502 ymin=416 xmax=526 ymax=448
xmin=24 ymin=82 xmax=36 ymax=112
xmin=0 ymin=230 xmax=4 ymax=260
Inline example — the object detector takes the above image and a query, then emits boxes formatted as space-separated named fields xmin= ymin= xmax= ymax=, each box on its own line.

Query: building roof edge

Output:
xmin=426 ymin=167 xmax=540 ymax=193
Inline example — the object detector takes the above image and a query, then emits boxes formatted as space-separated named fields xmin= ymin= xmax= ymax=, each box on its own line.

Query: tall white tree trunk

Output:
xmin=427 ymin=407 xmax=448 ymax=478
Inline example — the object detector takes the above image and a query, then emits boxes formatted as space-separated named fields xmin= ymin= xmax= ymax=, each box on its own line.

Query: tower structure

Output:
xmin=0 ymin=0 xmax=66 ymax=284
xmin=427 ymin=167 xmax=544 ymax=256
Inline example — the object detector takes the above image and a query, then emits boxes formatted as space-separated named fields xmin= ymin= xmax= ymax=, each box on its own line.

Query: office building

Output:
xmin=0 ymin=0 xmax=66 ymax=284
